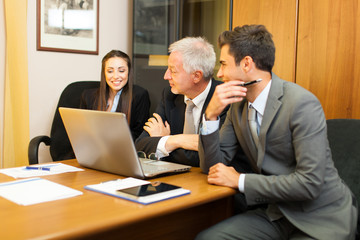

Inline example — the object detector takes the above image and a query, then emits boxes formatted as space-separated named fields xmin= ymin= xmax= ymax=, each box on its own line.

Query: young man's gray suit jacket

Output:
xmin=199 ymin=73 xmax=358 ymax=239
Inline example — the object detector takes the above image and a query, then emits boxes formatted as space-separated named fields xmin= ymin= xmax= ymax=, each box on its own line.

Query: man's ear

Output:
xmin=193 ymin=70 xmax=204 ymax=84
xmin=243 ymin=56 xmax=254 ymax=73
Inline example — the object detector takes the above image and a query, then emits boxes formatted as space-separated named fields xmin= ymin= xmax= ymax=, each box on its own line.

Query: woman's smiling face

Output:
xmin=105 ymin=57 xmax=129 ymax=94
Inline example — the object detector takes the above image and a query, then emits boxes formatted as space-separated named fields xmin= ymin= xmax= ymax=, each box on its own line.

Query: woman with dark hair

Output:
xmin=81 ymin=50 xmax=150 ymax=140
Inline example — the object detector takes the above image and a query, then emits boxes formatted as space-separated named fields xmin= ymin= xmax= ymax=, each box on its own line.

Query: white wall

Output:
xmin=27 ymin=0 xmax=133 ymax=162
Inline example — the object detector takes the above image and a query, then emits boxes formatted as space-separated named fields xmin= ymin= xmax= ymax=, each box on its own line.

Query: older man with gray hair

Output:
xmin=135 ymin=37 xmax=229 ymax=167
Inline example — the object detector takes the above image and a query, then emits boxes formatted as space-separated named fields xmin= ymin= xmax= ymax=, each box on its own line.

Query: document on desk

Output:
xmin=0 ymin=163 xmax=84 ymax=178
xmin=85 ymin=177 xmax=190 ymax=205
xmin=0 ymin=178 xmax=83 ymax=206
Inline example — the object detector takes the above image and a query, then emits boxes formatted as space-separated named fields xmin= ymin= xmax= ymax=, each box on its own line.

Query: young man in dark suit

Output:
xmin=135 ymin=37 xmax=229 ymax=167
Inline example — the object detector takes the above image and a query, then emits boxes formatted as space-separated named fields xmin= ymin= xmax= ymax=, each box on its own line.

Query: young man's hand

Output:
xmin=205 ymin=81 xmax=247 ymax=120
xmin=207 ymin=163 xmax=240 ymax=189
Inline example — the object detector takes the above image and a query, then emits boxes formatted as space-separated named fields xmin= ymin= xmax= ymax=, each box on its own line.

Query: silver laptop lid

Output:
xmin=59 ymin=107 xmax=146 ymax=179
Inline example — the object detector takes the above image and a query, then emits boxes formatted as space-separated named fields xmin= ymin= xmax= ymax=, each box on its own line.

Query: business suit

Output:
xmin=80 ymin=84 xmax=150 ymax=141
xmin=135 ymin=79 xmax=229 ymax=167
xmin=199 ymin=74 xmax=357 ymax=239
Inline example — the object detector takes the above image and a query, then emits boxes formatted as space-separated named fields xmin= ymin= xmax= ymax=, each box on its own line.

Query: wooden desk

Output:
xmin=0 ymin=160 xmax=236 ymax=240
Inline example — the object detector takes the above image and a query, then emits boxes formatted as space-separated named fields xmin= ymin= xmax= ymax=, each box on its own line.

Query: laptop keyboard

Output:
xmin=140 ymin=158 xmax=171 ymax=173
xmin=139 ymin=158 xmax=191 ymax=177
xmin=141 ymin=162 xmax=169 ymax=173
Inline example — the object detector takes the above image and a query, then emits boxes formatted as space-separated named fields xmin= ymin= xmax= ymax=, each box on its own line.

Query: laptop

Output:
xmin=59 ymin=107 xmax=191 ymax=179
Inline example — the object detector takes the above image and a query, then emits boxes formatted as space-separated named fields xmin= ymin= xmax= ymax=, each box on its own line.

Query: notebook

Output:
xmin=59 ymin=107 xmax=191 ymax=179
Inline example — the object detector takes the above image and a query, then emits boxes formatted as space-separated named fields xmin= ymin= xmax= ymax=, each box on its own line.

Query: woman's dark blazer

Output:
xmin=80 ymin=84 xmax=150 ymax=141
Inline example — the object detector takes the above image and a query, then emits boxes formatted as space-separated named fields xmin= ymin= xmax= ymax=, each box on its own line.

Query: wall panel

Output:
xmin=296 ymin=0 xmax=360 ymax=119
xmin=232 ymin=0 xmax=297 ymax=82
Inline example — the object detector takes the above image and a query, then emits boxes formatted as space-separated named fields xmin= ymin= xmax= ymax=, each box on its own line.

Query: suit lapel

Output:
xmin=237 ymin=101 xmax=260 ymax=173
xmin=202 ymin=80 xmax=217 ymax=111
xmin=257 ymin=74 xmax=283 ymax=169
xmin=170 ymin=94 xmax=186 ymax=134
xmin=197 ymin=80 xmax=217 ymax=132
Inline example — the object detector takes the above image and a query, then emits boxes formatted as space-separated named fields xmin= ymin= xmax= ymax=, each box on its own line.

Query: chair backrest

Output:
xmin=50 ymin=81 xmax=100 ymax=161
xmin=326 ymin=118 xmax=360 ymax=237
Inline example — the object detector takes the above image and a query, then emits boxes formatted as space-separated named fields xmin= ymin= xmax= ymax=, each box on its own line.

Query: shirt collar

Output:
xmin=109 ymin=89 xmax=123 ymax=112
xmin=248 ymin=80 xmax=272 ymax=116
xmin=184 ymin=79 xmax=212 ymax=108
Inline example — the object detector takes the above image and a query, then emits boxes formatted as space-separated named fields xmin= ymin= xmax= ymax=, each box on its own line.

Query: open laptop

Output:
xmin=59 ymin=107 xmax=191 ymax=179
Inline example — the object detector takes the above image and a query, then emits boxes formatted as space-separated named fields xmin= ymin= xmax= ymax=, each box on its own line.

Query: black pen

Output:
xmin=239 ymin=79 xmax=262 ymax=87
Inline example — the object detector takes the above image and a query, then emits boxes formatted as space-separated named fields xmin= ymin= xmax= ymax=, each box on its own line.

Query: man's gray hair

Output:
xmin=168 ymin=37 xmax=216 ymax=79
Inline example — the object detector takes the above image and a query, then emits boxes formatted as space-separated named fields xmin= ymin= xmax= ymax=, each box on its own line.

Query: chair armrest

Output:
xmin=28 ymin=136 xmax=51 ymax=165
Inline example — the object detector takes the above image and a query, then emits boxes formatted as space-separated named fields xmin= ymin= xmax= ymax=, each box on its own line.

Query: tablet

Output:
xmin=116 ymin=182 xmax=181 ymax=199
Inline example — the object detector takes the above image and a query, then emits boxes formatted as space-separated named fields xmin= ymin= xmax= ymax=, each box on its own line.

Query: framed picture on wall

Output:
xmin=37 ymin=0 xmax=99 ymax=55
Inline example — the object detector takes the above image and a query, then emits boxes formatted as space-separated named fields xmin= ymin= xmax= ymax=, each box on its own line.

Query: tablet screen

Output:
xmin=117 ymin=182 xmax=181 ymax=197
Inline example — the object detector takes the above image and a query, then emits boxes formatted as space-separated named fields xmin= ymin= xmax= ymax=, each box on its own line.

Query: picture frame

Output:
xmin=37 ymin=0 xmax=99 ymax=55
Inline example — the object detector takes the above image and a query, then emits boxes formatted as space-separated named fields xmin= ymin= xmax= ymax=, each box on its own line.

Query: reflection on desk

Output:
xmin=0 ymin=159 xmax=236 ymax=240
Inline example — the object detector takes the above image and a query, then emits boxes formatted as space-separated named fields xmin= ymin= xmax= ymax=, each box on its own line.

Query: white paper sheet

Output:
xmin=87 ymin=177 xmax=150 ymax=192
xmin=0 ymin=163 xmax=84 ymax=178
xmin=0 ymin=178 xmax=83 ymax=206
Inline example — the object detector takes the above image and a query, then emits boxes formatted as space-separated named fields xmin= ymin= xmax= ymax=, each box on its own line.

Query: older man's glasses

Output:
xmin=137 ymin=151 xmax=158 ymax=160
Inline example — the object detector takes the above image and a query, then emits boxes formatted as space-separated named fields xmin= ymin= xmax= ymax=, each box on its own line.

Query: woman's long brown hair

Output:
xmin=96 ymin=50 xmax=133 ymax=124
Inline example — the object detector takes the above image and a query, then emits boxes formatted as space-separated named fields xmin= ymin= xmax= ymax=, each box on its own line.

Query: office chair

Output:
xmin=28 ymin=81 xmax=100 ymax=165
xmin=327 ymin=118 xmax=360 ymax=239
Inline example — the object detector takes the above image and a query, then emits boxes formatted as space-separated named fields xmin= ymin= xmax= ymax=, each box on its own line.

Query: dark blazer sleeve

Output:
xmin=128 ymin=85 xmax=151 ymax=141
